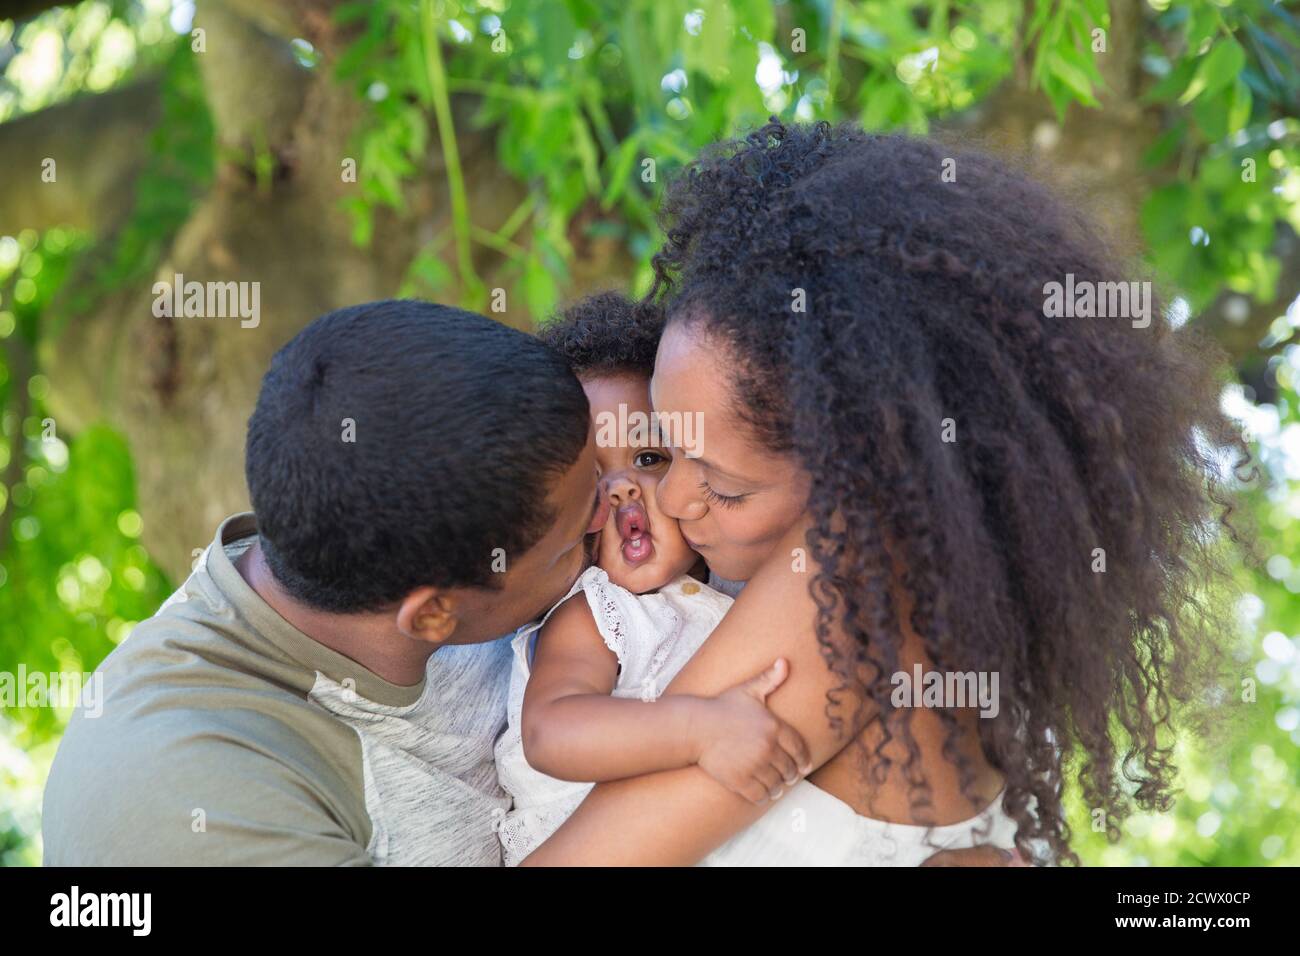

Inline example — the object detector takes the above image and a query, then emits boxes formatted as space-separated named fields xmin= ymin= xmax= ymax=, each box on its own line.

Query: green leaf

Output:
xmin=571 ymin=112 xmax=602 ymax=197
xmin=1191 ymin=86 xmax=1232 ymax=142
xmin=1186 ymin=6 xmax=1222 ymax=49
xmin=860 ymin=79 xmax=904 ymax=131
xmin=523 ymin=249 xmax=558 ymax=320
xmin=403 ymin=249 xmax=451 ymax=296
xmin=1142 ymin=120 xmax=1186 ymax=169
xmin=601 ymin=133 xmax=642 ymax=209
xmin=1179 ymin=38 xmax=1246 ymax=105
xmin=1047 ymin=52 xmax=1100 ymax=108
xmin=1140 ymin=183 xmax=1190 ymax=246
xmin=1228 ymin=75 xmax=1253 ymax=134
xmin=1144 ymin=56 xmax=1197 ymax=104
xmin=1082 ymin=0 xmax=1109 ymax=27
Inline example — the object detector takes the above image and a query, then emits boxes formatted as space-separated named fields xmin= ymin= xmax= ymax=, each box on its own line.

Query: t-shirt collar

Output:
xmin=205 ymin=513 xmax=428 ymax=708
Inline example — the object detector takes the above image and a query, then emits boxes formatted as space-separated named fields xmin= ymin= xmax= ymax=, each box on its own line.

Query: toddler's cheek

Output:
xmin=660 ymin=526 xmax=702 ymax=576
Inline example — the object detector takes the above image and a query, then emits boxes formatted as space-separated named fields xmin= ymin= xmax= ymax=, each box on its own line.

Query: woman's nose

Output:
xmin=656 ymin=458 xmax=707 ymax=520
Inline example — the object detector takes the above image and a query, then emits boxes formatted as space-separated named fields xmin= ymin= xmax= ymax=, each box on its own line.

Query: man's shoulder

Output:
xmin=42 ymin=609 xmax=373 ymax=865
xmin=43 ymin=685 xmax=372 ymax=864
xmin=79 ymin=584 xmax=359 ymax=764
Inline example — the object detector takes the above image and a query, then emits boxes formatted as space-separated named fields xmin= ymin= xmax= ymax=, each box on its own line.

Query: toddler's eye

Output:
xmin=633 ymin=450 xmax=668 ymax=469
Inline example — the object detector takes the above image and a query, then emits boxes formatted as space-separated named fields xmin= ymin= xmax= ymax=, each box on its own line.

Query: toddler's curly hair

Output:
xmin=537 ymin=291 xmax=663 ymax=379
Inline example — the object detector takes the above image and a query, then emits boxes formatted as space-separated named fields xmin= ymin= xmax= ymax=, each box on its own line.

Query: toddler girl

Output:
xmin=493 ymin=293 xmax=810 ymax=865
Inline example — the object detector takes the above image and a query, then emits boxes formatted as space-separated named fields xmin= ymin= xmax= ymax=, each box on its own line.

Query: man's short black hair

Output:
xmin=537 ymin=291 xmax=664 ymax=379
xmin=245 ymin=299 xmax=589 ymax=613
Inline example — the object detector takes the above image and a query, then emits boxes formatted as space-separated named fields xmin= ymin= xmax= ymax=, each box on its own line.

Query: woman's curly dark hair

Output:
xmin=649 ymin=119 xmax=1249 ymax=864
xmin=538 ymin=290 xmax=664 ymax=378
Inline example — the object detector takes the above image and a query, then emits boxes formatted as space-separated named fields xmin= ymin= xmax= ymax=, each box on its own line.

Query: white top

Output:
xmin=493 ymin=566 xmax=733 ymax=865
xmin=700 ymin=779 xmax=1019 ymax=866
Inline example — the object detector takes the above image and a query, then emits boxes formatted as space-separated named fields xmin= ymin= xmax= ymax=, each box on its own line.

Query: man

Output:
xmin=43 ymin=300 xmax=609 ymax=864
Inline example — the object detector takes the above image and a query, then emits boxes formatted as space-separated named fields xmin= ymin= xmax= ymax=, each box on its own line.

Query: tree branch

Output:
xmin=0 ymin=78 xmax=161 ymax=234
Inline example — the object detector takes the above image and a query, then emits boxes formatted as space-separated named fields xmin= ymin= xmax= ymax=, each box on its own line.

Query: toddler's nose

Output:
xmin=603 ymin=473 xmax=641 ymax=507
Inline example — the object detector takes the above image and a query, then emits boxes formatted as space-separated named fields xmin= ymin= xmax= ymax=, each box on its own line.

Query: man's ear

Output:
xmin=396 ymin=586 xmax=458 ymax=644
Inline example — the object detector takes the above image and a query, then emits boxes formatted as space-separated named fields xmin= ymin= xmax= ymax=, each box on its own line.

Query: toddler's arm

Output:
xmin=521 ymin=594 xmax=810 ymax=803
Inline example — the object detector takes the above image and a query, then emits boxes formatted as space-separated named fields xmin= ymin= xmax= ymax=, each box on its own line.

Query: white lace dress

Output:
xmin=493 ymin=566 xmax=733 ymax=866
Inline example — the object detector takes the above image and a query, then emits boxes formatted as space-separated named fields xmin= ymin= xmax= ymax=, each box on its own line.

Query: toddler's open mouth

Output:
xmin=614 ymin=501 xmax=654 ymax=566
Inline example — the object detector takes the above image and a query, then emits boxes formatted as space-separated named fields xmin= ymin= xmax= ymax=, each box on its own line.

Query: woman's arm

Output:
xmin=521 ymin=518 xmax=868 ymax=866
xmin=523 ymin=592 xmax=810 ymax=792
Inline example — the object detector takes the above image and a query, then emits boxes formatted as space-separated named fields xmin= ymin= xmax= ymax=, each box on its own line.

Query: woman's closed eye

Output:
xmin=698 ymin=479 xmax=750 ymax=509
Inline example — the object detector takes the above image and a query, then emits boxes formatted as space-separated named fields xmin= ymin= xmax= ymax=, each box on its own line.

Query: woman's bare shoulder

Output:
xmin=665 ymin=517 xmax=863 ymax=739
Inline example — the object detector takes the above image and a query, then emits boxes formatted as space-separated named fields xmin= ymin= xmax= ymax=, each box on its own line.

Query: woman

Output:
xmin=523 ymin=120 xmax=1243 ymax=866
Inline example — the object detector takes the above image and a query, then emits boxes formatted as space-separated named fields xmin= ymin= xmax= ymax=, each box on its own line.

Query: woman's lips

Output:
xmin=682 ymin=531 xmax=707 ymax=551
xmin=615 ymin=501 xmax=654 ymax=566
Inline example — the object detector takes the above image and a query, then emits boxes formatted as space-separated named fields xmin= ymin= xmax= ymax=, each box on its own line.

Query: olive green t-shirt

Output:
xmin=42 ymin=513 xmax=513 ymax=866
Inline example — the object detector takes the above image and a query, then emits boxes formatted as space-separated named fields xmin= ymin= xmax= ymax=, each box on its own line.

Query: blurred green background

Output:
xmin=1 ymin=0 xmax=1298 ymax=866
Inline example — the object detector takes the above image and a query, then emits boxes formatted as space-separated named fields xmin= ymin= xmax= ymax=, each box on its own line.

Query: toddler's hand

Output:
xmin=691 ymin=659 xmax=812 ymax=805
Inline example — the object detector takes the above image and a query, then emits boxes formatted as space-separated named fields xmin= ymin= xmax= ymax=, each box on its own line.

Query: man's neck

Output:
xmin=234 ymin=538 xmax=435 ymax=687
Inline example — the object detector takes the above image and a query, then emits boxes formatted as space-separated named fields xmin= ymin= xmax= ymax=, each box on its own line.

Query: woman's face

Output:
xmin=650 ymin=320 xmax=810 ymax=582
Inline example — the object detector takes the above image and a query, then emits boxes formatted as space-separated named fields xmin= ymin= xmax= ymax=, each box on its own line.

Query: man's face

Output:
xmin=446 ymin=425 xmax=608 ymax=644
